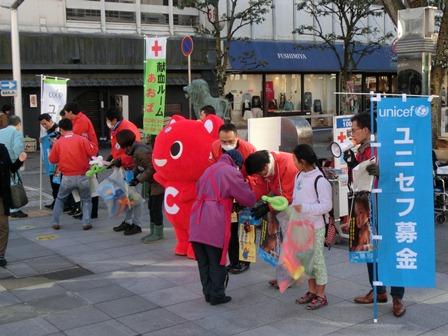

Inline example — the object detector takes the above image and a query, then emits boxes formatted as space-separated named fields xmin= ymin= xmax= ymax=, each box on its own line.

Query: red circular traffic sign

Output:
xmin=181 ymin=36 xmax=194 ymax=57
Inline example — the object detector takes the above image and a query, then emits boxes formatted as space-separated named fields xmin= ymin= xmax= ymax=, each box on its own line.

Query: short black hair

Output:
xmin=38 ymin=113 xmax=52 ymax=122
xmin=59 ymin=109 xmax=66 ymax=117
xmin=1 ymin=104 xmax=11 ymax=113
xmin=245 ymin=150 xmax=270 ymax=175
xmin=219 ymin=123 xmax=237 ymax=134
xmin=116 ymin=129 xmax=136 ymax=148
xmin=8 ymin=115 xmax=21 ymax=126
xmin=106 ymin=107 xmax=123 ymax=122
xmin=64 ymin=102 xmax=80 ymax=115
xmin=351 ymin=113 xmax=371 ymax=132
xmin=59 ymin=118 xmax=73 ymax=131
xmin=201 ymin=105 xmax=216 ymax=116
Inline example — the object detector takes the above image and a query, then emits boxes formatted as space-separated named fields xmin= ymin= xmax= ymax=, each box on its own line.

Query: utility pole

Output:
xmin=8 ymin=0 xmax=26 ymax=123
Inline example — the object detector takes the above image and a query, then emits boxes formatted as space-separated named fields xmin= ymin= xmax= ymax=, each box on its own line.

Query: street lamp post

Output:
xmin=7 ymin=0 xmax=25 ymax=122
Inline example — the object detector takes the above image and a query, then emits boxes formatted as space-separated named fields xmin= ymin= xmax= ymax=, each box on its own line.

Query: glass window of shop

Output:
xmin=303 ymin=74 xmax=337 ymax=128
xmin=224 ymin=74 xmax=263 ymax=121
xmin=265 ymin=74 xmax=302 ymax=115
xmin=346 ymin=74 xmax=362 ymax=114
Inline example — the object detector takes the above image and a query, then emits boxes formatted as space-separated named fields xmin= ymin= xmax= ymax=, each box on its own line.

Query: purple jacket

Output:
xmin=190 ymin=155 xmax=256 ymax=256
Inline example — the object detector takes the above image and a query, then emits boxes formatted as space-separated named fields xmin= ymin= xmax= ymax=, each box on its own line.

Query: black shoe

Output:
xmin=63 ymin=205 xmax=72 ymax=213
xmin=228 ymin=263 xmax=250 ymax=275
xmin=73 ymin=212 xmax=83 ymax=220
xmin=123 ymin=224 xmax=142 ymax=236
xmin=91 ymin=213 xmax=98 ymax=219
xmin=113 ymin=221 xmax=131 ymax=232
xmin=0 ymin=256 xmax=7 ymax=267
xmin=205 ymin=295 xmax=210 ymax=303
xmin=10 ymin=210 xmax=28 ymax=218
xmin=209 ymin=296 xmax=232 ymax=306
xmin=68 ymin=207 xmax=80 ymax=216
xmin=44 ymin=202 xmax=55 ymax=210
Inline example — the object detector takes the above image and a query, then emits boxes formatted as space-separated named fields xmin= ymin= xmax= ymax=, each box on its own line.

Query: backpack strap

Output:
xmin=313 ymin=175 xmax=327 ymax=225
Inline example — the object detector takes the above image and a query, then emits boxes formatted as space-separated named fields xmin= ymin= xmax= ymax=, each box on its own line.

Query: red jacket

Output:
xmin=210 ymin=138 xmax=256 ymax=177
xmin=248 ymin=151 xmax=298 ymax=203
xmin=72 ymin=112 xmax=98 ymax=152
xmin=110 ymin=119 xmax=141 ymax=169
xmin=49 ymin=132 xmax=97 ymax=176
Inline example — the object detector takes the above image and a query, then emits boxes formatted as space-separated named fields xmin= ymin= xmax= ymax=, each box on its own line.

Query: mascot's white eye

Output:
xmin=170 ymin=141 xmax=183 ymax=159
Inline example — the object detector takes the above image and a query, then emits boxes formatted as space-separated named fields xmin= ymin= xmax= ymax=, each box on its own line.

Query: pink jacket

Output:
xmin=190 ymin=154 xmax=256 ymax=264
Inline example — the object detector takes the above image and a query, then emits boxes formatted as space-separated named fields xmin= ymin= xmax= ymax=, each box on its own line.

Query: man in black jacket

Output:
xmin=0 ymin=144 xmax=27 ymax=267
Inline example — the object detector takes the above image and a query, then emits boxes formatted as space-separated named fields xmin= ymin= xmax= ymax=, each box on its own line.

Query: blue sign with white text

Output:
xmin=377 ymin=98 xmax=435 ymax=288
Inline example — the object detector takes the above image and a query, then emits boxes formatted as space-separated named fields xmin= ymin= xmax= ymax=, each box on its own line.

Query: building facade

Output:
xmin=0 ymin=0 xmax=398 ymax=139
xmin=216 ymin=0 xmax=397 ymax=127
xmin=0 ymin=0 xmax=211 ymax=140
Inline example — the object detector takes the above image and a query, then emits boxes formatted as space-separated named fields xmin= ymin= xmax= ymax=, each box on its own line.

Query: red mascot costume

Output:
xmin=153 ymin=118 xmax=216 ymax=258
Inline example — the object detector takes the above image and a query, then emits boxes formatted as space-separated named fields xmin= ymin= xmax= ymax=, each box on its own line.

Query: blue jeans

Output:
xmin=52 ymin=175 xmax=92 ymax=226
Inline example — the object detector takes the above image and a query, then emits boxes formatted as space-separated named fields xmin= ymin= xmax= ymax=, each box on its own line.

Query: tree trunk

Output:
xmin=431 ymin=3 xmax=448 ymax=143
xmin=381 ymin=0 xmax=406 ymax=26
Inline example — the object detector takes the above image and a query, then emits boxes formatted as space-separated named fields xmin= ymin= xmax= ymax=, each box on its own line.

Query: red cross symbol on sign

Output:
xmin=152 ymin=40 xmax=162 ymax=57
xmin=337 ymin=131 xmax=346 ymax=143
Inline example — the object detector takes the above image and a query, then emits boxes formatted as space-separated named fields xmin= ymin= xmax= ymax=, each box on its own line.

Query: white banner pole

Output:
xmin=39 ymin=75 xmax=44 ymax=210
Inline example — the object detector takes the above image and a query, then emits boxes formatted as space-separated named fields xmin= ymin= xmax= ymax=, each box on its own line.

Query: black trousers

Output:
xmin=367 ymin=262 xmax=405 ymax=299
xmin=148 ymin=193 xmax=163 ymax=226
xmin=228 ymin=222 xmax=249 ymax=266
xmin=49 ymin=175 xmax=60 ymax=201
xmin=73 ymin=196 xmax=98 ymax=217
xmin=192 ymin=242 xmax=227 ymax=299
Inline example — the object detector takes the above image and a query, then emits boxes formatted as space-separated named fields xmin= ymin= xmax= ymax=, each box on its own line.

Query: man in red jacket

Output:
xmin=64 ymin=102 xmax=99 ymax=218
xmin=49 ymin=119 xmax=97 ymax=231
xmin=210 ymin=123 xmax=256 ymax=274
xmin=64 ymin=103 xmax=98 ymax=152
xmin=105 ymin=107 xmax=141 ymax=170
xmin=245 ymin=150 xmax=298 ymax=204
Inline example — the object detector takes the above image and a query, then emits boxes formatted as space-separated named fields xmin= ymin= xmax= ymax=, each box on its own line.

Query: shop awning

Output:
xmin=229 ymin=40 xmax=396 ymax=73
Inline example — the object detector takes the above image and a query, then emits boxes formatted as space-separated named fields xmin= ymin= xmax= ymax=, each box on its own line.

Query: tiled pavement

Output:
xmin=3 ymin=151 xmax=448 ymax=336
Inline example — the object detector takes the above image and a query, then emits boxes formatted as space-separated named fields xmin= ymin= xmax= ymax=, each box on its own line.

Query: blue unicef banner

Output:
xmin=40 ymin=134 xmax=55 ymax=176
xmin=377 ymin=97 xmax=435 ymax=288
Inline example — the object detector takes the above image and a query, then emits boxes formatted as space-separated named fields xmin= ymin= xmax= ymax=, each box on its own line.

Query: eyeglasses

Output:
xmin=351 ymin=128 xmax=362 ymax=133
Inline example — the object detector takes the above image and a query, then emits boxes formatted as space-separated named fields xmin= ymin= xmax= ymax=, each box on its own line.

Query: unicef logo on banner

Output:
xmin=415 ymin=105 xmax=429 ymax=117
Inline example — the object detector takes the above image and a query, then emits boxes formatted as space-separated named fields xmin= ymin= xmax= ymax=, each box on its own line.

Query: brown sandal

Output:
xmin=269 ymin=279 xmax=279 ymax=289
xmin=307 ymin=295 xmax=328 ymax=310
xmin=296 ymin=291 xmax=316 ymax=304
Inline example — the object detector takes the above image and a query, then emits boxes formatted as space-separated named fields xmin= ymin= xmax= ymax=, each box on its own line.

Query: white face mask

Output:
xmin=106 ymin=120 xmax=114 ymax=129
xmin=222 ymin=143 xmax=237 ymax=151
xmin=263 ymin=159 xmax=275 ymax=177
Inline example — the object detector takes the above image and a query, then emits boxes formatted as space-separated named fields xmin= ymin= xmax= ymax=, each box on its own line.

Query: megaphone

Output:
xmin=330 ymin=140 xmax=355 ymax=158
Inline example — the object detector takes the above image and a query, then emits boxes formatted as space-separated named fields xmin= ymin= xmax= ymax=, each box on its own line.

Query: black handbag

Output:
xmin=10 ymin=173 xmax=28 ymax=209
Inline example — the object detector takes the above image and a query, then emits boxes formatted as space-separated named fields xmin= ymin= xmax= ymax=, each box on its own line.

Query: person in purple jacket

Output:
xmin=190 ymin=149 xmax=256 ymax=306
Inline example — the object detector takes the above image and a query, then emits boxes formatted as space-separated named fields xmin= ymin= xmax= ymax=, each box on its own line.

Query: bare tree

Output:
xmin=179 ymin=0 xmax=272 ymax=96
xmin=294 ymin=0 xmax=393 ymax=114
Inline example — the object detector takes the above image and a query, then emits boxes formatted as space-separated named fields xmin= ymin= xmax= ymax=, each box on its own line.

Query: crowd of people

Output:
xmin=0 ymin=103 xmax=406 ymax=318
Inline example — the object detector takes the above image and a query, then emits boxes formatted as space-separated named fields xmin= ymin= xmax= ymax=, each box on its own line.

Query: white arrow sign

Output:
xmin=0 ymin=80 xmax=17 ymax=90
